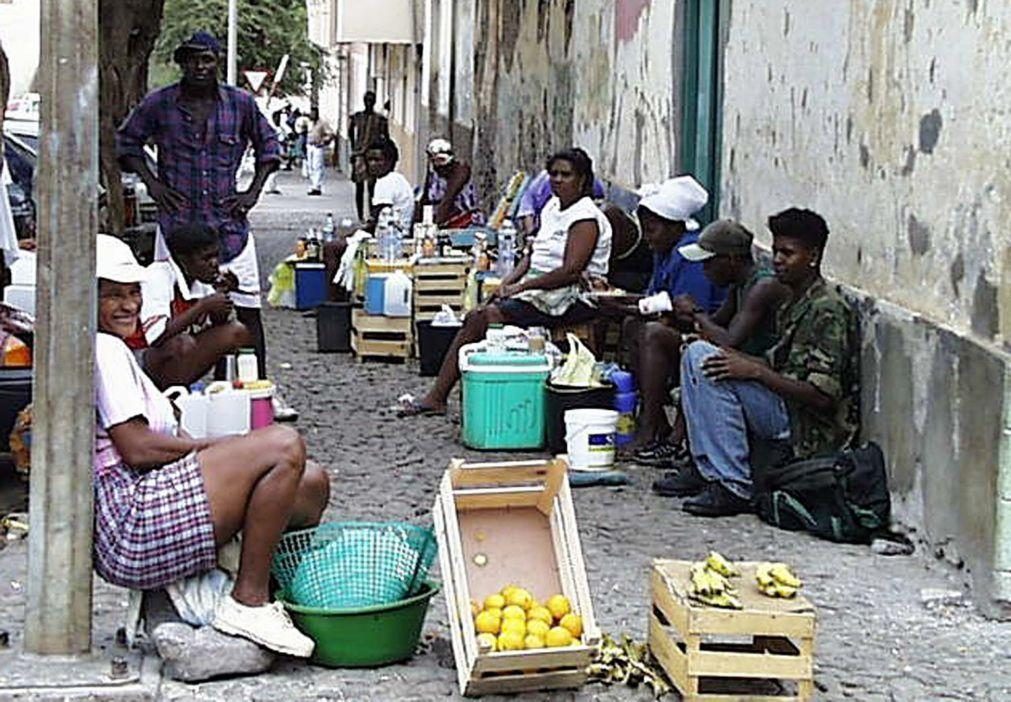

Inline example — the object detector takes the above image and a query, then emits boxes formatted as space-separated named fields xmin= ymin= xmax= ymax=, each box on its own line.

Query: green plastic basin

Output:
xmin=279 ymin=581 xmax=440 ymax=668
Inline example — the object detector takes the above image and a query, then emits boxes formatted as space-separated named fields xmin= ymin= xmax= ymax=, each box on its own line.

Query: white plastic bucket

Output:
xmin=564 ymin=408 xmax=619 ymax=471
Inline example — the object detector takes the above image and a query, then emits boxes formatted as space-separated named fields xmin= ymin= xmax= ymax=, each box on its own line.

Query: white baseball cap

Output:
xmin=96 ymin=234 xmax=148 ymax=283
xmin=637 ymin=176 xmax=709 ymax=231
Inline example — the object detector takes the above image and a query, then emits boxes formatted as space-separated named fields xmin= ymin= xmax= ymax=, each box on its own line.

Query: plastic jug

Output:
xmin=383 ymin=269 xmax=412 ymax=317
xmin=204 ymin=381 xmax=251 ymax=437
xmin=164 ymin=386 xmax=210 ymax=439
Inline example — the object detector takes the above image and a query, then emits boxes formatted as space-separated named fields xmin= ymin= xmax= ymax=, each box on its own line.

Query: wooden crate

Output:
xmin=432 ymin=458 xmax=601 ymax=697
xmin=414 ymin=261 xmax=469 ymax=322
xmin=648 ymin=559 xmax=816 ymax=702
xmin=351 ymin=307 xmax=412 ymax=361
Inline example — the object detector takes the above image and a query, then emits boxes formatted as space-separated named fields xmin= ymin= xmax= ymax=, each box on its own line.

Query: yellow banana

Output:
xmin=755 ymin=563 xmax=776 ymax=588
xmin=769 ymin=563 xmax=802 ymax=588
xmin=705 ymin=551 xmax=739 ymax=577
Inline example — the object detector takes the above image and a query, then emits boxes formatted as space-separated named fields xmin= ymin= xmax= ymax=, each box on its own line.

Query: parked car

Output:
xmin=3 ymin=130 xmax=37 ymax=241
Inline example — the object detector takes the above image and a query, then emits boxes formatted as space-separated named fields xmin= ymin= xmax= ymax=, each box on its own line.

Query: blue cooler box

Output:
xmin=295 ymin=263 xmax=327 ymax=310
xmin=460 ymin=350 xmax=551 ymax=450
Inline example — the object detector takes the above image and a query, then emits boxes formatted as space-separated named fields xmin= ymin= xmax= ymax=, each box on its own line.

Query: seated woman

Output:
xmin=418 ymin=138 xmax=485 ymax=227
xmin=93 ymin=235 xmax=330 ymax=656
xmin=670 ymin=209 xmax=858 ymax=517
xmin=398 ymin=147 xmax=612 ymax=416
xmin=126 ymin=223 xmax=253 ymax=389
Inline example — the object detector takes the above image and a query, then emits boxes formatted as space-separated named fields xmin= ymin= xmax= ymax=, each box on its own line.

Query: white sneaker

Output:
xmin=212 ymin=596 xmax=315 ymax=658
xmin=272 ymin=393 xmax=299 ymax=422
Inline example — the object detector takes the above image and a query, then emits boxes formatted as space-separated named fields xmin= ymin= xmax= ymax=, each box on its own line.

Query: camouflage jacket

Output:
xmin=766 ymin=278 xmax=858 ymax=458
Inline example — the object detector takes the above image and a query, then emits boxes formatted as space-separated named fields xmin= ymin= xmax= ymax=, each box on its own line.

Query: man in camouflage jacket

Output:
xmin=661 ymin=208 xmax=858 ymax=517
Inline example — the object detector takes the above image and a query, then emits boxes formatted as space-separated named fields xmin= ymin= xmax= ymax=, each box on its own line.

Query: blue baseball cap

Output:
xmin=173 ymin=31 xmax=222 ymax=62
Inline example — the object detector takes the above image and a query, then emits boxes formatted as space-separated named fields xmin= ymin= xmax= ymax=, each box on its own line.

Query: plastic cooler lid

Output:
xmin=467 ymin=351 xmax=548 ymax=366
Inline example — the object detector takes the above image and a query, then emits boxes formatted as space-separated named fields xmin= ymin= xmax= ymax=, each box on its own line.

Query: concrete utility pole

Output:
xmin=25 ymin=0 xmax=98 ymax=655
xmin=227 ymin=0 xmax=238 ymax=84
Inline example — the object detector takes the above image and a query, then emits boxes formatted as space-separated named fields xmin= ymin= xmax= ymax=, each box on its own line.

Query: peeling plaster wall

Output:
xmin=467 ymin=0 xmax=682 ymax=210
xmin=721 ymin=0 xmax=1011 ymax=342
xmin=722 ymin=1 xmax=1011 ymax=616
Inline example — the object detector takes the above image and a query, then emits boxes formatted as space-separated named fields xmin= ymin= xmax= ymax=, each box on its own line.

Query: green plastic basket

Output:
xmin=272 ymin=522 xmax=437 ymax=610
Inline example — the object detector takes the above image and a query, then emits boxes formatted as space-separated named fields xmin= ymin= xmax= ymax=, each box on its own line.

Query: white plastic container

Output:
xmin=164 ymin=386 xmax=209 ymax=439
xmin=204 ymin=381 xmax=251 ymax=437
xmin=383 ymin=269 xmax=412 ymax=317
xmin=564 ymin=408 xmax=619 ymax=471
xmin=236 ymin=348 xmax=258 ymax=383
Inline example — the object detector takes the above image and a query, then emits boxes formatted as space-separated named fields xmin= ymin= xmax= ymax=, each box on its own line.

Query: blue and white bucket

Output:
xmin=564 ymin=408 xmax=619 ymax=471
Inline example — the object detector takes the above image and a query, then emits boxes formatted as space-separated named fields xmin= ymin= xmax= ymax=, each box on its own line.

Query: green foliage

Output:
xmin=151 ymin=0 xmax=325 ymax=96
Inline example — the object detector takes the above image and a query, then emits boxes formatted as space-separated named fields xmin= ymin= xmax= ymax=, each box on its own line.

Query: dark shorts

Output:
xmin=495 ymin=299 xmax=597 ymax=329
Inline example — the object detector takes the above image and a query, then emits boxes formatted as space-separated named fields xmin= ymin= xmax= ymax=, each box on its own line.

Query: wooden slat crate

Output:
xmin=432 ymin=458 xmax=600 ymax=697
xmin=648 ymin=559 xmax=816 ymax=702
xmin=351 ymin=307 xmax=412 ymax=361
xmin=414 ymin=261 xmax=469 ymax=322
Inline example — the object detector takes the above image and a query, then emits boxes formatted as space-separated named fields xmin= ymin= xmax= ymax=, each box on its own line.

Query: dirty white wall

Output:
xmin=460 ymin=0 xmax=683 ymax=207
xmin=721 ymin=0 xmax=1011 ymax=342
xmin=571 ymin=0 xmax=679 ymax=189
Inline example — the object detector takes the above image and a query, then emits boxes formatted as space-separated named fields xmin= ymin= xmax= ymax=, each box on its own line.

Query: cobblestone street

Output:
xmin=1 ymin=174 xmax=1009 ymax=701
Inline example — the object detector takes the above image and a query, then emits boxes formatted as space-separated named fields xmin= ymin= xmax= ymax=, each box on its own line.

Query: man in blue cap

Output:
xmin=118 ymin=31 xmax=296 ymax=419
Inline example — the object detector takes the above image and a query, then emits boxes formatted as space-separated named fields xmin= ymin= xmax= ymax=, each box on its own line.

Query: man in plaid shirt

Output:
xmin=118 ymin=31 xmax=296 ymax=418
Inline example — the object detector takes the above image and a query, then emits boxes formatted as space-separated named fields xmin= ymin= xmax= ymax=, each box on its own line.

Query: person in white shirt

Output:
xmin=129 ymin=223 xmax=253 ymax=388
xmin=397 ymin=147 xmax=612 ymax=417
xmin=366 ymin=139 xmax=415 ymax=233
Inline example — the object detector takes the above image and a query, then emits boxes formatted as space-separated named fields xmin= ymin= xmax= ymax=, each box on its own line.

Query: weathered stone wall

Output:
xmin=468 ymin=0 xmax=682 ymax=209
xmin=721 ymin=0 xmax=1011 ymax=342
xmin=723 ymin=0 xmax=1011 ymax=617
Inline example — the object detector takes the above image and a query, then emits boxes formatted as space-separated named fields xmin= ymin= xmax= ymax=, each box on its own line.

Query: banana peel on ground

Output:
xmin=588 ymin=633 xmax=672 ymax=698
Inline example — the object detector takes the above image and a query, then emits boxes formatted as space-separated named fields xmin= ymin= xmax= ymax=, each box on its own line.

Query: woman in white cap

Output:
xmin=418 ymin=138 xmax=485 ymax=227
xmin=398 ymin=147 xmax=611 ymax=417
xmin=92 ymin=235 xmax=329 ymax=657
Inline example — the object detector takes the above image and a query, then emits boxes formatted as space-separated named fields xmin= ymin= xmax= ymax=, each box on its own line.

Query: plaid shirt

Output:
xmin=117 ymin=84 xmax=280 ymax=262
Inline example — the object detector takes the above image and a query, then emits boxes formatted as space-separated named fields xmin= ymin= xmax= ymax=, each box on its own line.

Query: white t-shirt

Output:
xmin=372 ymin=171 xmax=416 ymax=232
xmin=94 ymin=332 xmax=178 ymax=472
xmin=529 ymin=196 xmax=612 ymax=276
xmin=140 ymin=258 xmax=217 ymax=345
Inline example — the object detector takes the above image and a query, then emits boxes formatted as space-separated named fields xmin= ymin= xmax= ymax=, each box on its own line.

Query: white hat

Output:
xmin=426 ymin=137 xmax=454 ymax=166
xmin=637 ymin=176 xmax=709 ymax=231
xmin=96 ymin=234 xmax=148 ymax=283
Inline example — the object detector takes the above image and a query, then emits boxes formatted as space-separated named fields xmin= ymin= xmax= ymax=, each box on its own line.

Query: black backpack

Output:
xmin=752 ymin=442 xmax=891 ymax=544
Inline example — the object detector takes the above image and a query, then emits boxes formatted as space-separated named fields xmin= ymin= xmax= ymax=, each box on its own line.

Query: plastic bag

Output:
xmin=431 ymin=304 xmax=462 ymax=327
xmin=266 ymin=261 xmax=295 ymax=308
xmin=551 ymin=333 xmax=598 ymax=387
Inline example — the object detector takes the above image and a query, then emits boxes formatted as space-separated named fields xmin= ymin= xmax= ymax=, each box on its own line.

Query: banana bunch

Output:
xmin=756 ymin=562 xmax=803 ymax=598
xmin=587 ymin=633 xmax=671 ymax=698
xmin=688 ymin=553 xmax=742 ymax=609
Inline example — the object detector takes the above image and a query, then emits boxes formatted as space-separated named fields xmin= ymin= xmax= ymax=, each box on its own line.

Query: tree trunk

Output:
xmin=98 ymin=0 xmax=165 ymax=234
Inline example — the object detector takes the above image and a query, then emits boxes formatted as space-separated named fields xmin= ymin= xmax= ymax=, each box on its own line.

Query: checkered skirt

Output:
xmin=93 ymin=452 xmax=217 ymax=590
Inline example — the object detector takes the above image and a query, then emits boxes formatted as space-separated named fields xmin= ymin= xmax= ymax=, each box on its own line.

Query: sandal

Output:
xmin=393 ymin=394 xmax=446 ymax=418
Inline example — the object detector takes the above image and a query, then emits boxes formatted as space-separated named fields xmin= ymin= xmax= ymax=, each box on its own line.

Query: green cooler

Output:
xmin=459 ymin=349 xmax=551 ymax=450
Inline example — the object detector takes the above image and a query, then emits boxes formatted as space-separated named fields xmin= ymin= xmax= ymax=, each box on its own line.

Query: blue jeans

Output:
xmin=681 ymin=341 xmax=790 ymax=499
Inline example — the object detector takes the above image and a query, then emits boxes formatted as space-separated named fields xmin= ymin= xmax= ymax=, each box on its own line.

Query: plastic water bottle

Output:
xmin=322 ymin=212 xmax=335 ymax=243
xmin=389 ymin=206 xmax=404 ymax=260
xmin=377 ymin=207 xmax=394 ymax=261
xmin=496 ymin=219 xmax=516 ymax=278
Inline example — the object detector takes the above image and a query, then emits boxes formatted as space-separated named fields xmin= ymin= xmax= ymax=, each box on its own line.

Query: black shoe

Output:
xmin=307 ymin=189 xmax=322 ymax=196
xmin=682 ymin=482 xmax=751 ymax=517
xmin=651 ymin=465 xmax=707 ymax=497
xmin=633 ymin=439 xmax=682 ymax=466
